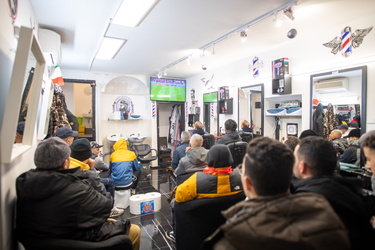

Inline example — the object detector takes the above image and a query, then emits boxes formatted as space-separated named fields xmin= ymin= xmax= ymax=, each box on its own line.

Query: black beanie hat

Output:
xmin=207 ymin=144 xmax=233 ymax=168
xmin=70 ymin=138 xmax=92 ymax=162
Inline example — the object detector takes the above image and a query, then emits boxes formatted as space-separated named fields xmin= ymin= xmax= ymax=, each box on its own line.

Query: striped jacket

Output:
xmin=175 ymin=168 xmax=243 ymax=202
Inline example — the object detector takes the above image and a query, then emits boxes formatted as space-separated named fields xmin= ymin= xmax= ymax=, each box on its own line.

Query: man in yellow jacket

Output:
xmin=175 ymin=144 xmax=243 ymax=202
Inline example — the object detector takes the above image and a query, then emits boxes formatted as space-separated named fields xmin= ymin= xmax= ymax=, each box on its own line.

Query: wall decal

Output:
xmin=201 ymin=73 xmax=214 ymax=86
xmin=323 ymin=26 xmax=373 ymax=57
xmin=249 ymin=57 xmax=263 ymax=78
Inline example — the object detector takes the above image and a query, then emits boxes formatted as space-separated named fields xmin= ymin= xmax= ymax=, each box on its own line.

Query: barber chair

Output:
xmin=174 ymin=192 xmax=245 ymax=250
xmin=202 ymin=134 xmax=215 ymax=150
xmin=130 ymin=144 xmax=158 ymax=168
xmin=18 ymin=234 xmax=132 ymax=250
xmin=227 ymin=141 xmax=248 ymax=168
xmin=239 ymin=132 xmax=254 ymax=143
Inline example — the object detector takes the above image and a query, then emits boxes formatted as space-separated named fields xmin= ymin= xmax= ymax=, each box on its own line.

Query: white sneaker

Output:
xmin=109 ymin=207 xmax=124 ymax=218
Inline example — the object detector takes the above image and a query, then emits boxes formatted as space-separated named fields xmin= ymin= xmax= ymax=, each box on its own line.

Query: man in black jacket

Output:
xmin=216 ymin=119 xmax=241 ymax=145
xmin=16 ymin=137 xmax=140 ymax=249
xmin=291 ymin=136 xmax=374 ymax=250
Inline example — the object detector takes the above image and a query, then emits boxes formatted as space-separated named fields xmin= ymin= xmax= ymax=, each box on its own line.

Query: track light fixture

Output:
xmin=283 ymin=7 xmax=295 ymax=21
xmin=153 ymin=0 xmax=297 ymax=77
xmin=240 ymin=30 xmax=248 ymax=42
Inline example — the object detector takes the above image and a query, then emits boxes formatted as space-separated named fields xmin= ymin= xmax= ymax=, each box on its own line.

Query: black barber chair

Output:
xmin=130 ymin=144 xmax=158 ymax=168
xmin=175 ymin=192 xmax=246 ymax=250
xmin=227 ymin=141 xmax=248 ymax=168
xmin=239 ymin=132 xmax=254 ymax=143
xmin=202 ymin=134 xmax=215 ymax=150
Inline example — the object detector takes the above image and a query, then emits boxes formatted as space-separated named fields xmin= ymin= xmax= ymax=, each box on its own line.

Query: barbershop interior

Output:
xmin=1 ymin=0 xmax=375 ymax=249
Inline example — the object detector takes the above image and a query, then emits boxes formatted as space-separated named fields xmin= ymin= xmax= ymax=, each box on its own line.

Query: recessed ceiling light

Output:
xmin=112 ymin=0 xmax=159 ymax=28
xmin=96 ymin=37 xmax=127 ymax=60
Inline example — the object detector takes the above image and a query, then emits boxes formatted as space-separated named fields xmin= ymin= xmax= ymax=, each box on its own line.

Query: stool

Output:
xmin=114 ymin=186 xmax=131 ymax=209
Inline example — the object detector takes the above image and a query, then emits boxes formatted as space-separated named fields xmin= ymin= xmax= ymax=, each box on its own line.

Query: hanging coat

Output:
xmin=323 ymin=103 xmax=338 ymax=139
xmin=312 ymin=103 xmax=324 ymax=137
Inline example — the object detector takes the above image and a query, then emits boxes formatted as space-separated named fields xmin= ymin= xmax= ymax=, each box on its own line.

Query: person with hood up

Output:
xmin=175 ymin=134 xmax=208 ymax=185
xmin=110 ymin=138 xmax=141 ymax=189
xmin=175 ymin=144 xmax=243 ymax=203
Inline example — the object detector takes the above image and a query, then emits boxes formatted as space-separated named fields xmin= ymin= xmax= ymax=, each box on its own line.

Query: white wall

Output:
xmin=185 ymin=0 xmax=375 ymax=139
xmin=0 ymin=0 xmax=40 ymax=248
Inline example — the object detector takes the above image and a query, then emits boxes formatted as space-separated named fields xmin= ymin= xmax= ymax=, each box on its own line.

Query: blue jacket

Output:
xmin=109 ymin=138 xmax=140 ymax=186
xmin=171 ymin=141 xmax=190 ymax=169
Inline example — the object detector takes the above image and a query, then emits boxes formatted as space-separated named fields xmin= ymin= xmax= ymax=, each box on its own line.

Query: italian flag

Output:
xmin=51 ymin=65 xmax=64 ymax=86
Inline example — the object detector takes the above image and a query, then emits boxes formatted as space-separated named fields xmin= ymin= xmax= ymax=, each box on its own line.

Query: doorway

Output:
xmin=62 ymin=78 xmax=96 ymax=141
xmin=156 ymin=102 xmax=185 ymax=166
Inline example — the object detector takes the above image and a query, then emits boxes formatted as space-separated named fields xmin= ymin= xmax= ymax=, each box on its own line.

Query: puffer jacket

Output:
xmin=204 ymin=193 xmax=350 ymax=250
xmin=16 ymin=167 xmax=126 ymax=242
xmin=175 ymin=168 xmax=243 ymax=203
xmin=110 ymin=138 xmax=140 ymax=186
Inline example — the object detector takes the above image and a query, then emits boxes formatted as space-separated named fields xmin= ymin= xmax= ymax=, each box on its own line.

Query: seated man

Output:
xmin=291 ymin=136 xmax=374 ymax=249
xmin=175 ymin=144 xmax=243 ymax=203
xmin=328 ymin=129 xmax=349 ymax=158
xmin=175 ymin=134 xmax=208 ymax=185
xmin=16 ymin=137 xmax=140 ymax=249
xmin=55 ymin=126 xmax=78 ymax=146
xmin=166 ymin=144 xmax=243 ymax=243
xmin=239 ymin=120 xmax=253 ymax=133
xmin=204 ymin=137 xmax=350 ymax=250
xmin=216 ymin=119 xmax=241 ymax=145
xmin=90 ymin=141 xmax=111 ymax=178
xmin=339 ymin=128 xmax=361 ymax=165
xmin=190 ymin=121 xmax=207 ymax=136
xmin=110 ymin=138 xmax=141 ymax=190
xmin=362 ymin=133 xmax=375 ymax=195
xmin=170 ymin=131 xmax=190 ymax=171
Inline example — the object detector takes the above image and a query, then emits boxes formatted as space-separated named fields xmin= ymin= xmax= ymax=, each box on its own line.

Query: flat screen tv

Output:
xmin=150 ymin=77 xmax=186 ymax=102
xmin=203 ymin=92 xmax=217 ymax=102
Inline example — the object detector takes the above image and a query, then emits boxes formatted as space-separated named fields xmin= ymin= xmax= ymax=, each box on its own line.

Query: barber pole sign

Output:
xmin=151 ymin=101 xmax=156 ymax=118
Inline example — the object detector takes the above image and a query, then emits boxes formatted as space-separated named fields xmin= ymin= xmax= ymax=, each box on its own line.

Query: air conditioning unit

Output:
xmin=38 ymin=28 xmax=62 ymax=66
xmin=314 ymin=77 xmax=348 ymax=93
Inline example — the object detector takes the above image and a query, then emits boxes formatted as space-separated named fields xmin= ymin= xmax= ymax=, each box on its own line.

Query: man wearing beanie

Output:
xmin=175 ymin=144 xmax=243 ymax=202
xmin=70 ymin=138 xmax=119 ymax=216
xmin=15 ymin=137 xmax=141 ymax=249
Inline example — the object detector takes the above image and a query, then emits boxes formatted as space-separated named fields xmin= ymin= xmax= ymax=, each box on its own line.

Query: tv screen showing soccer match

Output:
xmin=150 ymin=77 xmax=186 ymax=102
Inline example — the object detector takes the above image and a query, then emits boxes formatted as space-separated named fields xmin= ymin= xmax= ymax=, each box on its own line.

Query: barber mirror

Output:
xmin=238 ymin=84 xmax=264 ymax=136
xmin=1 ymin=26 xmax=46 ymax=163
xmin=310 ymin=66 xmax=367 ymax=137
xmin=203 ymin=91 xmax=218 ymax=135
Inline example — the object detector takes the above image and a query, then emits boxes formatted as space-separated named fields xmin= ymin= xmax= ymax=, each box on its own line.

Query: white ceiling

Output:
xmin=30 ymin=0 xmax=297 ymax=79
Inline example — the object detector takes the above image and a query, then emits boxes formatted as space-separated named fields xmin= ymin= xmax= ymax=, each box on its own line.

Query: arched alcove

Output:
xmin=104 ymin=76 xmax=148 ymax=95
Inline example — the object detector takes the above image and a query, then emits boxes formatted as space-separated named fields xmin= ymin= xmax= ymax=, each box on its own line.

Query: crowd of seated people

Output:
xmin=15 ymin=122 xmax=375 ymax=250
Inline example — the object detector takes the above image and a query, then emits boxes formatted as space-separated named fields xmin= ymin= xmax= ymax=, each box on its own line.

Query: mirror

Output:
xmin=238 ymin=84 xmax=264 ymax=136
xmin=310 ymin=66 xmax=367 ymax=137
xmin=203 ymin=91 xmax=218 ymax=135
xmin=1 ymin=26 xmax=46 ymax=163
xmin=62 ymin=79 xmax=96 ymax=141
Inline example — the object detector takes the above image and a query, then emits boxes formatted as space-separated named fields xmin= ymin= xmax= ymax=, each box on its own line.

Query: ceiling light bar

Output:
xmin=112 ymin=0 xmax=159 ymax=28
xmin=96 ymin=37 xmax=127 ymax=60
xmin=155 ymin=0 xmax=297 ymax=76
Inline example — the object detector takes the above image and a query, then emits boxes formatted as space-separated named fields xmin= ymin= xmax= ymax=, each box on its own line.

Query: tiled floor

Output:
xmin=117 ymin=167 xmax=177 ymax=250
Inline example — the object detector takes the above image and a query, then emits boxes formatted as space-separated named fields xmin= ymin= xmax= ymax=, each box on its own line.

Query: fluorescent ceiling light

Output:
xmin=112 ymin=0 xmax=159 ymax=27
xmin=96 ymin=37 xmax=126 ymax=60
